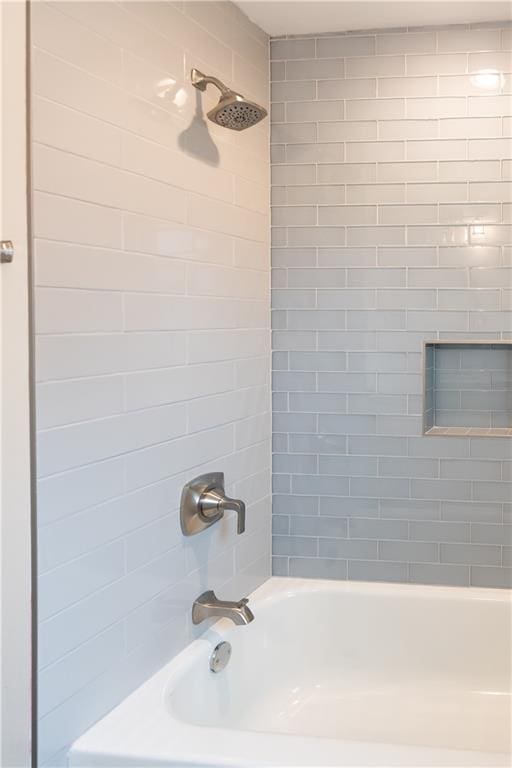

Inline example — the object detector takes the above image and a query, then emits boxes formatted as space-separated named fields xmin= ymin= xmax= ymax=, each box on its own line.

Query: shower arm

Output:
xmin=191 ymin=68 xmax=231 ymax=97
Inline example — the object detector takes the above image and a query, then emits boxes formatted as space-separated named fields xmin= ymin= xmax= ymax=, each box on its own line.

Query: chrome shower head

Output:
xmin=191 ymin=68 xmax=267 ymax=131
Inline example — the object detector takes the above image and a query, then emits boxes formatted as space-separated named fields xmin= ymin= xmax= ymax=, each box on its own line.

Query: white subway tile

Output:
xmin=33 ymin=192 xmax=122 ymax=249
xmin=33 ymin=5 xmax=271 ymax=765
xmin=35 ymin=288 xmax=123 ymax=335
xmin=32 ymin=97 xmax=123 ymax=166
xmin=37 ymin=376 xmax=124 ymax=430
xmin=34 ymin=240 xmax=187 ymax=295
xmin=31 ymin=2 xmax=123 ymax=84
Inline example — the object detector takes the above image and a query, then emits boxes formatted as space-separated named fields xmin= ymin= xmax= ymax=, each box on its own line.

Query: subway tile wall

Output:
xmin=431 ymin=343 xmax=512 ymax=429
xmin=31 ymin=2 xmax=270 ymax=764
xmin=270 ymin=23 xmax=512 ymax=588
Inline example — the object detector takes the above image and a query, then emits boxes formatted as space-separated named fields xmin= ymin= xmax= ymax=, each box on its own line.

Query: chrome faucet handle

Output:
xmin=181 ymin=473 xmax=247 ymax=536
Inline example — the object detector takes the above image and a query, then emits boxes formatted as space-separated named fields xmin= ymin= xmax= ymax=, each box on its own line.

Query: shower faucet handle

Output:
xmin=180 ymin=472 xmax=246 ymax=536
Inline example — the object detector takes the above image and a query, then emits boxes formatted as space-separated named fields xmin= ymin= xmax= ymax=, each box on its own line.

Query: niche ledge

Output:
xmin=423 ymin=340 xmax=512 ymax=438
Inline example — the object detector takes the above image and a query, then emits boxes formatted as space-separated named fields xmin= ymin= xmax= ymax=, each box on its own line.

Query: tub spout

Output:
xmin=192 ymin=590 xmax=254 ymax=626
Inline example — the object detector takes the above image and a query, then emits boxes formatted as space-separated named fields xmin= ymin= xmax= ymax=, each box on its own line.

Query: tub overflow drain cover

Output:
xmin=210 ymin=641 xmax=232 ymax=673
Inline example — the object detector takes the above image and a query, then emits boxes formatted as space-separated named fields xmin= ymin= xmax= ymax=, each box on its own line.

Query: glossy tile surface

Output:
xmin=32 ymin=2 xmax=270 ymax=765
xmin=270 ymin=21 xmax=512 ymax=589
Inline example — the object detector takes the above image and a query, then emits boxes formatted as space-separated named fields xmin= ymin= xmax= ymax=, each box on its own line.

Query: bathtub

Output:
xmin=69 ymin=577 xmax=511 ymax=767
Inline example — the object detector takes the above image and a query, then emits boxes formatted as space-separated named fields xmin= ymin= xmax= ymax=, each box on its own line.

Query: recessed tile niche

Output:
xmin=423 ymin=341 xmax=512 ymax=437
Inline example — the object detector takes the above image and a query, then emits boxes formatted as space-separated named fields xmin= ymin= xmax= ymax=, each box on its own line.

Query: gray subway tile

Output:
xmin=289 ymin=352 xmax=346 ymax=370
xmin=348 ymin=560 xmax=408 ymax=582
xmin=273 ymin=453 xmax=317 ymax=474
xmin=380 ymin=540 xmax=438 ymax=562
xmin=470 ymin=524 xmax=512 ymax=545
xmin=320 ymin=455 xmax=377 ymax=476
xmin=318 ymin=414 xmax=377 ymax=434
xmin=272 ymin=557 xmax=289 ymax=576
xmin=379 ymin=457 xmax=438 ymax=478
xmin=470 ymin=566 xmax=512 ymax=588
xmin=289 ymin=557 xmax=347 ymax=580
xmin=409 ymin=520 xmax=469 ymax=542
xmin=380 ymin=498 xmax=441 ymax=520
xmin=320 ymin=496 xmax=379 ymax=517
xmin=292 ymin=474 xmax=350 ymax=496
xmin=349 ymin=517 xmax=408 ymax=540
xmin=319 ymin=538 xmax=378 ymax=560
xmin=291 ymin=515 xmax=348 ymax=538
xmin=441 ymin=501 xmax=502 ymax=523
xmin=273 ymin=495 xmax=319 ymax=516
xmin=351 ymin=476 xmax=410 ymax=498
xmin=270 ymin=38 xmax=316 ymax=60
xmin=411 ymin=478 xmax=471 ymax=500
xmin=270 ymin=26 xmax=512 ymax=590
xmin=290 ymin=392 xmax=347 ymax=413
xmin=440 ymin=542 xmax=501 ymax=566
xmin=272 ymin=535 xmax=317 ymax=557
xmin=409 ymin=563 xmax=469 ymax=586
xmin=291 ymin=434 xmax=347 ymax=454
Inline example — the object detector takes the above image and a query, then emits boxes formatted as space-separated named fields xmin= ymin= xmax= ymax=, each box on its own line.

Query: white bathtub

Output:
xmin=69 ymin=577 xmax=511 ymax=767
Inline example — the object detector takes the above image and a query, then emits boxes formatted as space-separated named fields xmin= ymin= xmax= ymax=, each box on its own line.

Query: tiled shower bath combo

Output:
xmin=270 ymin=24 xmax=512 ymax=588
xmin=26 ymin=3 xmax=512 ymax=767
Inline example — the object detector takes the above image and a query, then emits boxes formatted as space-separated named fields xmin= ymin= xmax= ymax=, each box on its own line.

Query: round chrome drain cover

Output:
xmin=209 ymin=641 xmax=231 ymax=673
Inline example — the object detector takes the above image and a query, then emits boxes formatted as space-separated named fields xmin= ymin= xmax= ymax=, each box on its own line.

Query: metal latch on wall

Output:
xmin=0 ymin=240 xmax=14 ymax=263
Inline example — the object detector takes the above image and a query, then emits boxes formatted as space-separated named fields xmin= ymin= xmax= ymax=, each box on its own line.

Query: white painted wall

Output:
xmin=30 ymin=2 xmax=270 ymax=764
xmin=1 ymin=1 xmax=32 ymax=766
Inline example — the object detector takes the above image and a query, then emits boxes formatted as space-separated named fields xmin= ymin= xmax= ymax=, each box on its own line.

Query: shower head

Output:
xmin=191 ymin=68 xmax=267 ymax=131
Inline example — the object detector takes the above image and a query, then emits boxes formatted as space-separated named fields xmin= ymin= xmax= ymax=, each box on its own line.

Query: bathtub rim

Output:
xmin=69 ymin=576 xmax=512 ymax=768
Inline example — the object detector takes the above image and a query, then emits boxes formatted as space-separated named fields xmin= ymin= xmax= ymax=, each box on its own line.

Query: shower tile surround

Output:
xmin=270 ymin=25 xmax=512 ymax=588
xmin=424 ymin=341 xmax=512 ymax=433
xmin=31 ymin=2 xmax=269 ymax=764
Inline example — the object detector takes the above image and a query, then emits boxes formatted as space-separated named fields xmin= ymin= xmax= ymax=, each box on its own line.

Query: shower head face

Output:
xmin=207 ymin=92 xmax=267 ymax=131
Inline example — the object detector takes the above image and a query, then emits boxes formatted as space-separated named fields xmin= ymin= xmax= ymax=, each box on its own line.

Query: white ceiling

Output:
xmin=234 ymin=1 xmax=512 ymax=37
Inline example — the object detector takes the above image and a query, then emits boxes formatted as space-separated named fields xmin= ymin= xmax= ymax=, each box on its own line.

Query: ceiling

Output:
xmin=234 ymin=1 xmax=512 ymax=37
